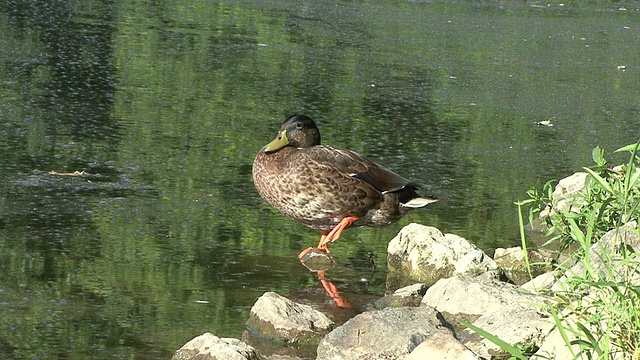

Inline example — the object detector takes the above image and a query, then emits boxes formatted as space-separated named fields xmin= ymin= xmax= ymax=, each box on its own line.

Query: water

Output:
xmin=1 ymin=1 xmax=639 ymax=358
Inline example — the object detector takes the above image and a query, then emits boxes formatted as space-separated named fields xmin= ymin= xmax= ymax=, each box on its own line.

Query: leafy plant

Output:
xmin=534 ymin=142 xmax=640 ymax=358
xmin=520 ymin=142 xmax=640 ymax=255
xmin=469 ymin=141 xmax=640 ymax=359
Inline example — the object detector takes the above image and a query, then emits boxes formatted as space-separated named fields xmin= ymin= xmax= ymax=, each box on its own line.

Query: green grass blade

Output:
xmin=582 ymin=167 xmax=613 ymax=194
xmin=575 ymin=322 xmax=603 ymax=356
xmin=461 ymin=320 xmax=528 ymax=360
xmin=550 ymin=307 xmax=578 ymax=358
xmin=629 ymin=169 xmax=640 ymax=190
xmin=517 ymin=203 xmax=532 ymax=279
xmin=614 ymin=141 xmax=640 ymax=154
xmin=622 ymin=141 xmax=640 ymax=196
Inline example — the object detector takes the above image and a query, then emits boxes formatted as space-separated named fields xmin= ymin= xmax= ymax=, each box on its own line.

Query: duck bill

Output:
xmin=263 ymin=129 xmax=289 ymax=152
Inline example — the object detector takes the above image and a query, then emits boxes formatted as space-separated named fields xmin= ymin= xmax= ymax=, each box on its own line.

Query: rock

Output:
xmin=526 ymin=217 xmax=580 ymax=266
xmin=393 ymin=283 xmax=429 ymax=297
xmin=403 ymin=328 xmax=480 ymax=360
xmin=421 ymin=273 xmax=516 ymax=319
xmin=316 ymin=306 xmax=448 ymax=360
xmin=533 ymin=172 xmax=599 ymax=265
xmin=244 ymin=292 xmax=334 ymax=358
xmin=534 ymin=296 xmax=625 ymax=360
xmin=493 ymin=247 xmax=549 ymax=285
xmin=459 ymin=306 xmax=552 ymax=359
xmin=533 ymin=293 xmax=627 ymax=360
xmin=387 ymin=223 xmax=498 ymax=288
xmin=552 ymin=226 xmax=640 ymax=292
xmin=533 ymin=324 xmax=583 ymax=360
xmin=172 ymin=332 xmax=264 ymax=360
xmin=537 ymin=226 xmax=638 ymax=360
xmin=298 ymin=248 xmax=335 ymax=271
xmin=493 ymin=247 xmax=526 ymax=266
xmin=422 ymin=274 xmax=553 ymax=359
xmin=521 ymin=271 xmax=558 ymax=293
xmin=539 ymin=172 xmax=588 ymax=217
xmin=373 ymin=283 xmax=428 ymax=309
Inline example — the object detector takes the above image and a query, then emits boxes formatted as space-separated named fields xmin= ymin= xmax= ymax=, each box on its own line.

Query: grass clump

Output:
xmin=523 ymin=142 xmax=640 ymax=255
xmin=469 ymin=141 xmax=640 ymax=359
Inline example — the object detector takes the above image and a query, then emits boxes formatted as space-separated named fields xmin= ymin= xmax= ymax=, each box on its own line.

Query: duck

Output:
xmin=252 ymin=115 xmax=438 ymax=259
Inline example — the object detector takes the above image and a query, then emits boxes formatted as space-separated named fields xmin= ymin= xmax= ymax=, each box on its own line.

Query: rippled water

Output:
xmin=1 ymin=1 xmax=639 ymax=358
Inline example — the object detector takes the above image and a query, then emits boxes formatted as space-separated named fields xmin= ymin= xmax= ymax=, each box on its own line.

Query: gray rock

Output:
xmin=246 ymin=291 xmax=334 ymax=340
xmin=460 ymin=306 xmax=552 ymax=359
xmin=539 ymin=172 xmax=588 ymax=217
xmin=172 ymin=332 xmax=264 ymax=360
xmin=534 ymin=324 xmax=584 ymax=360
xmin=393 ymin=283 xmax=429 ymax=297
xmin=373 ymin=283 xmax=428 ymax=309
xmin=316 ymin=306 xmax=448 ymax=360
xmin=534 ymin=302 xmax=625 ymax=360
xmin=533 ymin=172 xmax=589 ymax=264
xmin=537 ymin=226 xmax=638 ymax=360
xmin=421 ymin=273 xmax=527 ymax=319
xmin=493 ymin=246 xmax=549 ymax=285
xmin=422 ymin=274 xmax=553 ymax=359
xmin=521 ymin=271 xmax=558 ymax=294
xmin=403 ymin=328 xmax=480 ymax=360
xmin=387 ymin=223 xmax=497 ymax=288
xmin=493 ymin=247 xmax=527 ymax=266
xmin=552 ymin=226 xmax=640 ymax=292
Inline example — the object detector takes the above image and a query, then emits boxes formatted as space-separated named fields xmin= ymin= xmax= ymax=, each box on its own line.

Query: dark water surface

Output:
xmin=1 ymin=0 xmax=639 ymax=358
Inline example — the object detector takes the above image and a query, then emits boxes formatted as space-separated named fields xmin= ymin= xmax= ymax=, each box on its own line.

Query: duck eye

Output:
xmin=295 ymin=122 xmax=303 ymax=130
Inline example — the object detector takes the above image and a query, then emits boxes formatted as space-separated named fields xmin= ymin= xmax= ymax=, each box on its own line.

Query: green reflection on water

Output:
xmin=1 ymin=0 xmax=639 ymax=358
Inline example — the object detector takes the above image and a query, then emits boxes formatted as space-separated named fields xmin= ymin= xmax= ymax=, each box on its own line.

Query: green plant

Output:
xmin=520 ymin=142 xmax=640 ymax=255
xmin=468 ymin=141 xmax=640 ymax=359
xmin=534 ymin=142 xmax=640 ymax=359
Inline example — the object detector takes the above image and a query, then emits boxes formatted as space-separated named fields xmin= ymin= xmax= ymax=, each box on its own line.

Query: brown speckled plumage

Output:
xmin=252 ymin=115 xmax=437 ymax=242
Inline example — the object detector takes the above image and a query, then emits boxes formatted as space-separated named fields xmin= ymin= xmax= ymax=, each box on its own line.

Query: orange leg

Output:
xmin=317 ymin=216 xmax=359 ymax=252
xmin=298 ymin=216 xmax=359 ymax=259
xmin=318 ymin=270 xmax=352 ymax=308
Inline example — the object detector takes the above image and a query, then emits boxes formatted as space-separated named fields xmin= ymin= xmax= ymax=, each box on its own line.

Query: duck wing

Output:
xmin=304 ymin=146 xmax=418 ymax=194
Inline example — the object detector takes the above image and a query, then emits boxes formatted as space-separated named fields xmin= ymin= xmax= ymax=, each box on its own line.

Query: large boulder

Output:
xmin=316 ymin=306 xmax=448 ymax=360
xmin=172 ymin=332 xmax=263 ymax=360
xmin=422 ymin=273 xmax=553 ymax=359
xmin=530 ymin=172 xmax=589 ymax=264
xmin=387 ymin=223 xmax=497 ymax=288
xmin=244 ymin=292 xmax=334 ymax=358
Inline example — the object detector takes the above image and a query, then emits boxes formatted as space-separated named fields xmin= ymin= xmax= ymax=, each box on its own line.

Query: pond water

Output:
xmin=1 ymin=0 xmax=639 ymax=358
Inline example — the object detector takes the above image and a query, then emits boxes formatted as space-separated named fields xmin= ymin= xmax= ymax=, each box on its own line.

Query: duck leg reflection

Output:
xmin=317 ymin=270 xmax=352 ymax=308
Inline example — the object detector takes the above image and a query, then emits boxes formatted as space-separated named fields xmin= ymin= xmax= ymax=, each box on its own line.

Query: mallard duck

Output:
xmin=252 ymin=115 xmax=437 ymax=258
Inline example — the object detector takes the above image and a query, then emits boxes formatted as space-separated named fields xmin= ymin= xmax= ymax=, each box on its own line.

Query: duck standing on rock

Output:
xmin=252 ymin=115 xmax=438 ymax=260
